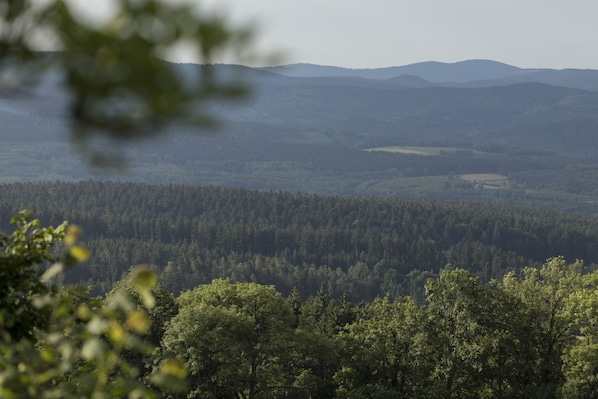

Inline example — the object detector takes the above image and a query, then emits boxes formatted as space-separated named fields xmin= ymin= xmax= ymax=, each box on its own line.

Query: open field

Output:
xmin=366 ymin=146 xmax=442 ymax=156
xmin=460 ymin=173 xmax=509 ymax=189
xmin=365 ymin=146 xmax=482 ymax=156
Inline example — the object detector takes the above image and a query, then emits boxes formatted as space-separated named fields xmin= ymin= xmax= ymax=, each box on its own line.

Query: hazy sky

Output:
xmin=200 ymin=0 xmax=598 ymax=69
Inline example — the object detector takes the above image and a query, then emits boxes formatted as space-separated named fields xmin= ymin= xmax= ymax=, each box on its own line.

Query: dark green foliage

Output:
xmin=0 ymin=211 xmax=66 ymax=341
xmin=161 ymin=279 xmax=299 ymax=398
xmin=334 ymin=296 xmax=428 ymax=398
xmin=2 ymin=181 xmax=598 ymax=301
xmin=152 ymin=261 xmax=598 ymax=398
xmin=4 ymin=207 xmax=598 ymax=398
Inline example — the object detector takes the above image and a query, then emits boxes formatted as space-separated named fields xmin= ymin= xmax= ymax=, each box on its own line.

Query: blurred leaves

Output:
xmin=0 ymin=0 xmax=259 ymax=164
xmin=0 ymin=233 xmax=189 ymax=399
xmin=69 ymin=245 xmax=91 ymax=262
xmin=0 ymin=210 xmax=67 ymax=341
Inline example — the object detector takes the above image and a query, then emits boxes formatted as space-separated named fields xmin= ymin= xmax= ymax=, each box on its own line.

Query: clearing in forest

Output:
xmin=460 ymin=173 xmax=509 ymax=189
xmin=365 ymin=146 xmax=481 ymax=156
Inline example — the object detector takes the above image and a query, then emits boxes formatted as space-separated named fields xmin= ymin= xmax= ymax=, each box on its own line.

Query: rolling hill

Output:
xmin=3 ymin=57 xmax=598 ymax=214
xmin=261 ymin=59 xmax=598 ymax=91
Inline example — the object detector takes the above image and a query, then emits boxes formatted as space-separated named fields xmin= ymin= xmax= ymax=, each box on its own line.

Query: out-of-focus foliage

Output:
xmin=0 ymin=211 xmax=67 ymax=341
xmin=0 ymin=213 xmax=188 ymax=398
xmin=0 ymin=0 xmax=257 ymax=162
xmin=104 ymin=274 xmax=179 ymax=381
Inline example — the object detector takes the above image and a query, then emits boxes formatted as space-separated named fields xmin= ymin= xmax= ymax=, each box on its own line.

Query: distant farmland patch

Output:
xmin=365 ymin=146 xmax=480 ymax=156
xmin=366 ymin=146 xmax=440 ymax=156
xmin=460 ymin=173 xmax=509 ymax=189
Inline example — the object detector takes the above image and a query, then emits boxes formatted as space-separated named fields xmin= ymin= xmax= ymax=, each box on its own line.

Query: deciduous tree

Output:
xmin=160 ymin=279 xmax=299 ymax=398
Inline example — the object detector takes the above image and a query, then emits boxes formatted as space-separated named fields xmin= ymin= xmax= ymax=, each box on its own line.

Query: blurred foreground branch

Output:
xmin=0 ymin=0 xmax=261 ymax=163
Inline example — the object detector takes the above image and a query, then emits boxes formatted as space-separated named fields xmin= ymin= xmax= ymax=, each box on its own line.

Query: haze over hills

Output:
xmin=262 ymin=59 xmax=598 ymax=91
xmin=262 ymin=59 xmax=523 ymax=83
xmin=3 ymin=56 xmax=598 ymax=214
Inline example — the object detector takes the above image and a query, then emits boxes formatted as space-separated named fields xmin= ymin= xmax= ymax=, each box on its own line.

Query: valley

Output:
xmin=3 ymin=60 xmax=598 ymax=214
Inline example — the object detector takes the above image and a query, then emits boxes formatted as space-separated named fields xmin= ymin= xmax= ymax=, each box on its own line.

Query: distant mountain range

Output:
xmin=261 ymin=60 xmax=598 ymax=91
xmin=3 ymin=55 xmax=598 ymax=214
xmin=261 ymin=60 xmax=521 ymax=82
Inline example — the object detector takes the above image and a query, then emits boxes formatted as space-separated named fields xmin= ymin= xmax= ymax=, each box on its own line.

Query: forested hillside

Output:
xmin=4 ymin=62 xmax=598 ymax=215
xmin=2 ymin=181 xmax=597 ymax=300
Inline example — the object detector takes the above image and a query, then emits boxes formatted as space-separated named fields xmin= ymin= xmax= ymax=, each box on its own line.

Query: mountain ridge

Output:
xmin=261 ymin=60 xmax=598 ymax=91
xmin=4 ymin=56 xmax=598 ymax=214
xmin=261 ymin=60 xmax=522 ymax=82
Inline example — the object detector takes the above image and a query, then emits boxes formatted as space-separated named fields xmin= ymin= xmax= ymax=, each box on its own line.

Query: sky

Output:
xmin=198 ymin=0 xmax=598 ymax=70
xmin=60 ymin=0 xmax=598 ymax=70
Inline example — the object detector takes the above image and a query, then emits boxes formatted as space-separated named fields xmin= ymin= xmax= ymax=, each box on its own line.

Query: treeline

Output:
xmin=1 ymin=181 xmax=598 ymax=300
xmin=6 ymin=117 xmax=598 ymax=214
xmin=112 ymin=258 xmax=598 ymax=399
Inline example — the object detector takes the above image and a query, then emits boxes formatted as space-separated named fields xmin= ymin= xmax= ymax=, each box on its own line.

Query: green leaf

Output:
xmin=41 ymin=262 xmax=65 ymax=283
xmin=81 ymin=338 xmax=105 ymax=360
xmin=131 ymin=266 xmax=157 ymax=290
xmin=69 ymin=246 xmax=91 ymax=262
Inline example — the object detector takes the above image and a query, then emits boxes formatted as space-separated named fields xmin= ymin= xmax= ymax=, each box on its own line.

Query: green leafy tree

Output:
xmin=290 ymin=326 xmax=339 ymax=399
xmin=502 ymin=256 xmax=583 ymax=398
xmin=561 ymin=269 xmax=598 ymax=398
xmin=289 ymin=289 xmax=345 ymax=399
xmin=476 ymin=285 xmax=546 ymax=399
xmin=334 ymin=296 xmax=429 ymax=399
xmin=300 ymin=287 xmax=343 ymax=337
xmin=424 ymin=269 xmax=490 ymax=399
xmin=160 ymin=279 xmax=300 ymax=399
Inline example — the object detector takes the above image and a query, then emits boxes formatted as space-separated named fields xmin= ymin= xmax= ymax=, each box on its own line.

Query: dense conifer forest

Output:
xmin=2 ymin=181 xmax=598 ymax=301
